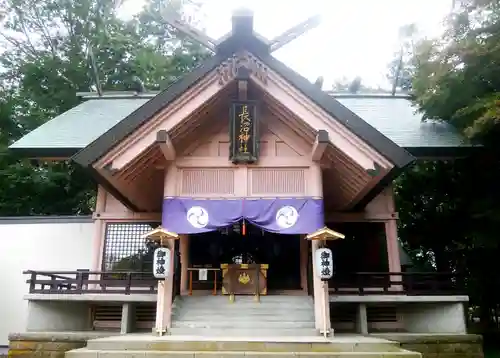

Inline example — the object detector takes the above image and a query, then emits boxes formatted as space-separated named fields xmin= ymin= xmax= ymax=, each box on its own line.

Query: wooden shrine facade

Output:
xmin=10 ymin=9 xmax=474 ymax=336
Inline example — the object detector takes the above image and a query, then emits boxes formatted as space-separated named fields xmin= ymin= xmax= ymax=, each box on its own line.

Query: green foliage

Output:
xmin=387 ymin=24 xmax=418 ymax=94
xmin=411 ymin=1 xmax=500 ymax=138
xmin=0 ymin=0 xmax=210 ymax=216
xmin=112 ymin=240 xmax=159 ymax=273
xmin=398 ymin=0 xmax=500 ymax=332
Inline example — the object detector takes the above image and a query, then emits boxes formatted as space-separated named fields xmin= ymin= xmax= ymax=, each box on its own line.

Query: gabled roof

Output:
xmin=9 ymin=98 xmax=150 ymax=157
xmin=73 ymin=55 xmax=223 ymax=166
xmin=65 ymin=12 xmax=414 ymax=170
xmin=334 ymin=95 xmax=475 ymax=157
xmin=9 ymin=94 xmax=473 ymax=159
xmin=9 ymin=11 xmax=476 ymax=168
xmin=252 ymin=53 xmax=414 ymax=168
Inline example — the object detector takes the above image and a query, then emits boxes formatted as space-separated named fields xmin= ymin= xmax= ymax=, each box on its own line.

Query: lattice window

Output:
xmin=250 ymin=168 xmax=306 ymax=195
xmin=101 ymin=222 xmax=160 ymax=277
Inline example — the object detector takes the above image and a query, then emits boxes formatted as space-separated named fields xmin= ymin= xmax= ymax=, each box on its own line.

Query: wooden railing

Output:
xmin=24 ymin=270 xmax=464 ymax=296
xmin=329 ymin=272 xmax=465 ymax=295
xmin=24 ymin=270 xmax=157 ymax=294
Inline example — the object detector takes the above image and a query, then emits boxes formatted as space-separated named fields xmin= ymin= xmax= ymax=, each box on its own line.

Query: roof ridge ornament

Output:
xmin=160 ymin=6 xmax=321 ymax=55
xmin=217 ymin=52 xmax=268 ymax=86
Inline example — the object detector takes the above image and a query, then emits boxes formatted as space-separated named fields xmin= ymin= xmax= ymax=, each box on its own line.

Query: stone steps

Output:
xmin=65 ymin=335 xmax=422 ymax=358
xmin=175 ymin=312 xmax=315 ymax=321
xmin=172 ymin=320 xmax=315 ymax=329
xmin=176 ymin=303 xmax=315 ymax=309
xmin=168 ymin=328 xmax=319 ymax=337
xmin=172 ymin=296 xmax=315 ymax=332
xmin=82 ymin=336 xmax=406 ymax=352
xmin=176 ymin=306 xmax=315 ymax=312
xmin=176 ymin=296 xmax=314 ymax=306
xmin=178 ymin=296 xmax=312 ymax=302
xmin=66 ymin=349 xmax=422 ymax=357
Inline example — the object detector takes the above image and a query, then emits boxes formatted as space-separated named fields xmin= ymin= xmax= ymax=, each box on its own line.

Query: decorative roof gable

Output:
xmin=70 ymin=10 xmax=413 ymax=170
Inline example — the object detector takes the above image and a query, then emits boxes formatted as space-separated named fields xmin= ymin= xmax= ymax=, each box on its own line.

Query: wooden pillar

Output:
xmin=384 ymin=186 xmax=401 ymax=289
xmin=385 ymin=220 xmax=401 ymax=273
xmin=91 ymin=186 xmax=106 ymax=272
xmin=309 ymin=163 xmax=331 ymax=333
xmin=155 ymin=165 xmax=177 ymax=334
xmin=180 ymin=234 xmax=190 ymax=295
xmin=155 ymin=279 xmax=166 ymax=334
xmin=300 ymin=235 xmax=308 ymax=294
xmin=90 ymin=186 xmax=107 ymax=289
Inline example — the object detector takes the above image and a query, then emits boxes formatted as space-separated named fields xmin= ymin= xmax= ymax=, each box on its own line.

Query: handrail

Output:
xmin=23 ymin=270 xmax=148 ymax=275
xmin=351 ymin=271 xmax=457 ymax=276
xmin=23 ymin=270 xmax=464 ymax=296
xmin=328 ymin=271 xmax=464 ymax=295
xmin=25 ymin=270 xmax=158 ymax=295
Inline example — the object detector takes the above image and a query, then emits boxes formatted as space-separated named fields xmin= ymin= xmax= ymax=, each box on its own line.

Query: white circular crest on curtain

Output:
xmin=276 ymin=205 xmax=299 ymax=229
xmin=186 ymin=206 xmax=209 ymax=228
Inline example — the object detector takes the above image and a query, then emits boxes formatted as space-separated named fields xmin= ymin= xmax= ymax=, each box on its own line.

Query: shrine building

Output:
xmin=4 ymin=9 xmax=480 ymax=356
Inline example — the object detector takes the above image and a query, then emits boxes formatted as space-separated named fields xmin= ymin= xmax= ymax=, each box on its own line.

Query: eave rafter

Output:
xmin=247 ymin=56 xmax=395 ymax=173
xmin=259 ymin=91 xmax=384 ymax=211
xmin=156 ymin=130 xmax=176 ymax=161
xmin=311 ymin=129 xmax=328 ymax=162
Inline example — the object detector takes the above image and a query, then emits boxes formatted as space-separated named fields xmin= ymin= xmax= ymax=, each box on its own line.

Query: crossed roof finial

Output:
xmin=161 ymin=5 xmax=320 ymax=55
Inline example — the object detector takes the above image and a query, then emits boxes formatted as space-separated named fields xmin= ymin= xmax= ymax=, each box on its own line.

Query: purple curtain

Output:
xmin=162 ymin=198 xmax=324 ymax=234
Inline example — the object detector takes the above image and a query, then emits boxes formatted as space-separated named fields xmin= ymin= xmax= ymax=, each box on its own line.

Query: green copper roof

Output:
xmin=9 ymin=98 xmax=150 ymax=156
xmin=335 ymin=96 xmax=468 ymax=149
xmin=9 ymin=94 xmax=472 ymax=158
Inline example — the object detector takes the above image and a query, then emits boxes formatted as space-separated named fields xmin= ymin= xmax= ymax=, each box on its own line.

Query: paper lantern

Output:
xmin=153 ymin=247 xmax=171 ymax=279
xmin=315 ymin=248 xmax=333 ymax=281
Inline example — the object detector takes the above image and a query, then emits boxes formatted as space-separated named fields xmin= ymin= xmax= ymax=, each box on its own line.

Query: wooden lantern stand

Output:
xmin=306 ymin=227 xmax=345 ymax=338
xmin=142 ymin=226 xmax=179 ymax=336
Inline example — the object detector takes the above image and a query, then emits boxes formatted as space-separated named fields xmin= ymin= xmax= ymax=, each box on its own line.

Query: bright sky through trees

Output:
xmin=122 ymin=0 xmax=450 ymax=89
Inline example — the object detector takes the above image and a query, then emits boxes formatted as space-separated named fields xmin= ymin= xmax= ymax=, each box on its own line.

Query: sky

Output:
xmin=120 ymin=0 xmax=452 ymax=89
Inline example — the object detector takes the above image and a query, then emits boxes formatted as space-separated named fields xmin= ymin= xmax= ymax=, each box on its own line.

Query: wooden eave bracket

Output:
xmin=156 ymin=130 xmax=176 ymax=161
xmin=312 ymin=129 xmax=329 ymax=161
xmin=237 ymin=67 xmax=249 ymax=100
xmin=102 ymin=162 xmax=118 ymax=175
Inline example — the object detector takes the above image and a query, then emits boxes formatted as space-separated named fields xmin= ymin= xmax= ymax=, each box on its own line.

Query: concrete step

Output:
xmin=179 ymin=296 xmax=313 ymax=302
xmin=168 ymin=328 xmax=319 ymax=337
xmin=178 ymin=304 xmax=314 ymax=310
xmin=177 ymin=297 xmax=314 ymax=306
xmin=84 ymin=335 xmax=406 ymax=352
xmin=174 ymin=313 xmax=315 ymax=321
xmin=175 ymin=307 xmax=315 ymax=313
xmin=178 ymin=301 xmax=313 ymax=305
xmin=67 ymin=349 xmax=422 ymax=358
xmin=172 ymin=320 xmax=315 ymax=329
xmin=178 ymin=302 xmax=315 ymax=309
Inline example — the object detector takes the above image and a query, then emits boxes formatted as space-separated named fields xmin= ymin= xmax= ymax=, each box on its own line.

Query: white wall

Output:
xmin=0 ymin=217 xmax=94 ymax=346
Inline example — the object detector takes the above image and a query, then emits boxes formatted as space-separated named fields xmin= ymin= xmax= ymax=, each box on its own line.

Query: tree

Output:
xmin=0 ymin=0 xmax=210 ymax=215
xmin=387 ymin=23 xmax=418 ymax=94
xmin=331 ymin=77 xmax=388 ymax=94
xmin=397 ymin=0 xmax=500 ymax=334
xmin=348 ymin=77 xmax=362 ymax=94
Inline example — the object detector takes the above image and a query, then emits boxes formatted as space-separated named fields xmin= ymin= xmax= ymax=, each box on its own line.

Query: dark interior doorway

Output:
xmin=189 ymin=223 xmax=301 ymax=292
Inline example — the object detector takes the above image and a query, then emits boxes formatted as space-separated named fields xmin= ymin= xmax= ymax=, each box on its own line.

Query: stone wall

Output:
xmin=8 ymin=332 xmax=117 ymax=357
xmin=374 ymin=334 xmax=484 ymax=358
